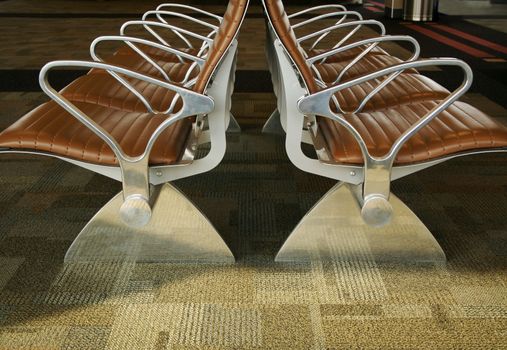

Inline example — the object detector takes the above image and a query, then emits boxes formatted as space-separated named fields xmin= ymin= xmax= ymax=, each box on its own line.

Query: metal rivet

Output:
xmin=156 ymin=170 xmax=163 ymax=177
xmin=350 ymin=171 xmax=356 ymax=176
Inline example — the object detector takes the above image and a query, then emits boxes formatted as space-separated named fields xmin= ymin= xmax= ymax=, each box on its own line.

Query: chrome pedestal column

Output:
xmin=276 ymin=183 xmax=446 ymax=264
xmin=65 ymin=183 xmax=235 ymax=263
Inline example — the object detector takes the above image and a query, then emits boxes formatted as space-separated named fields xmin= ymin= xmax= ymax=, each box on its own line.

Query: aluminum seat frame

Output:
xmin=262 ymin=0 xmax=507 ymax=264
xmin=0 ymin=2 xmax=248 ymax=263
xmin=110 ymin=4 xmax=242 ymax=131
xmin=263 ymin=5 xmax=417 ymax=134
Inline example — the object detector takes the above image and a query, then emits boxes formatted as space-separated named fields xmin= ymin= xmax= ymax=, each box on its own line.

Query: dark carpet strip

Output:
xmin=0 ymin=3 xmax=364 ymax=19
xmin=0 ymin=12 xmax=228 ymax=19
xmin=0 ymin=69 xmax=274 ymax=93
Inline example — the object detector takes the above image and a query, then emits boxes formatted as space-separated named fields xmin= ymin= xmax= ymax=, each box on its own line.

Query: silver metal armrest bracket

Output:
xmin=156 ymin=3 xmax=223 ymax=22
xmin=288 ymin=4 xmax=348 ymax=19
xmin=142 ymin=10 xmax=217 ymax=50
xmin=293 ymin=11 xmax=365 ymax=51
xmin=40 ymin=60 xmax=214 ymax=227
xmin=298 ymin=58 xmax=473 ymax=226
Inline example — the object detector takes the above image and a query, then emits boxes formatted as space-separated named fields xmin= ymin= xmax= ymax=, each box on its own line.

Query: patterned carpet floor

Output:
xmin=0 ymin=128 xmax=506 ymax=349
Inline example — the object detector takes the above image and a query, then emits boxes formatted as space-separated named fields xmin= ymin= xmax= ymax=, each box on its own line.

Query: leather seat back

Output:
xmin=262 ymin=0 xmax=319 ymax=94
xmin=194 ymin=0 xmax=249 ymax=94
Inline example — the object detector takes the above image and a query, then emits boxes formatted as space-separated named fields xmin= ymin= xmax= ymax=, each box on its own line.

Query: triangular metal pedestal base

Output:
xmin=276 ymin=183 xmax=446 ymax=264
xmin=65 ymin=183 xmax=235 ymax=263
xmin=261 ymin=109 xmax=284 ymax=135
xmin=227 ymin=113 xmax=242 ymax=133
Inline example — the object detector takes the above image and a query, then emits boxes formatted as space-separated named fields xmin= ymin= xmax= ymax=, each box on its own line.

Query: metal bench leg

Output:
xmin=262 ymin=109 xmax=284 ymax=135
xmin=65 ymin=183 xmax=235 ymax=263
xmin=276 ymin=182 xmax=446 ymax=264
xmin=227 ymin=113 xmax=242 ymax=133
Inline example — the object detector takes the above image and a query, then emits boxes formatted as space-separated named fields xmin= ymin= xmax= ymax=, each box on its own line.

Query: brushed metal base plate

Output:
xmin=262 ymin=109 xmax=284 ymax=135
xmin=65 ymin=183 xmax=235 ymax=263
xmin=276 ymin=183 xmax=446 ymax=264
xmin=227 ymin=113 xmax=242 ymax=133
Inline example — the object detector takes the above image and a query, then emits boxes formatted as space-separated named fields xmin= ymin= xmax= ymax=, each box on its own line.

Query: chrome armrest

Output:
xmin=292 ymin=11 xmax=364 ymax=51
xmin=288 ymin=4 xmax=348 ymax=19
xmin=156 ymin=3 xmax=222 ymax=22
xmin=298 ymin=19 xmax=385 ymax=44
xmin=123 ymin=18 xmax=214 ymax=51
xmin=40 ymin=60 xmax=214 ymax=163
xmin=40 ymin=60 xmax=214 ymax=227
xmin=143 ymin=10 xmax=217 ymax=50
xmin=308 ymin=35 xmax=421 ymax=107
xmin=298 ymin=58 xmax=473 ymax=226
xmin=298 ymin=19 xmax=387 ymax=59
xmin=292 ymin=11 xmax=363 ymax=29
xmin=145 ymin=10 xmax=219 ymax=30
xmin=90 ymin=35 xmax=204 ymax=87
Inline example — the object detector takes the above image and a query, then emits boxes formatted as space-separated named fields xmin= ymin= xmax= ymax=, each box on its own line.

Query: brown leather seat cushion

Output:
xmin=315 ymin=54 xmax=418 ymax=83
xmin=308 ymin=46 xmax=385 ymax=63
xmin=0 ymin=0 xmax=249 ymax=168
xmin=89 ymin=54 xmax=199 ymax=81
xmin=115 ymin=44 xmax=201 ymax=62
xmin=333 ymin=74 xmax=449 ymax=112
xmin=318 ymin=101 xmax=507 ymax=165
xmin=0 ymin=101 xmax=192 ymax=166
xmin=61 ymin=65 xmax=192 ymax=113
xmin=194 ymin=0 xmax=249 ymax=93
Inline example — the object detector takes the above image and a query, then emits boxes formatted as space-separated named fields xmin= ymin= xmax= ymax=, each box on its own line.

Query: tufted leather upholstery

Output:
xmin=115 ymin=45 xmax=200 ymax=62
xmin=308 ymin=46 xmax=385 ymax=63
xmin=88 ymin=54 xmax=199 ymax=80
xmin=332 ymin=74 xmax=449 ymax=112
xmin=0 ymin=101 xmax=192 ymax=165
xmin=0 ymin=0 xmax=249 ymax=166
xmin=264 ymin=0 xmax=319 ymax=92
xmin=315 ymin=55 xmax=418 ymax=83
xmin=61 ymin=73 xmax=184 ymax=113
xmin=194 ymin=0 xmax=248 ymax=93
xmin=264 ymin=0 xmax=507 ymax=165
xmin=61 ymin=61 xmax=195 ymax=113
xmin=319 ymin=101 xmax=507 ymax=165
xmin=264 ymin=0 xmax=415 ymax=93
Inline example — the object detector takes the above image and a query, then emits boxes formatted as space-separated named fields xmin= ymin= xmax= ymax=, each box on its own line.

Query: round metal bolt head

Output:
xmin=361 ymin=195 xmax=393 ymax=227
xmin=119 ymin=195 xmax=152 ymax=228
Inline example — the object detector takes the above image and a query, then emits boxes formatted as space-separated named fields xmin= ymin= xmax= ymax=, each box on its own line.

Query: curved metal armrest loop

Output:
xmin=124 ymin=17 xmax=214 ymax=51
xmin=304 ymin=21 xmax=389 ymax=79
xmin=297 ymin=19 xmax=386 ymax=44
xmin=292 ymin=11 xmax=365 ymax=51
xmin=288 ymin=4 xmax=348 ymax=19
xmin=143 ymin=10 xmax=217 ymax=49
xmin=298 ymin=58 xmax=472 ymax=226
xmin=40 ymin=60 xmax=214 ymax=164
xmin=91 ymin=35 xmax=204 ymax=90
xmin=119 ymin=21 xmax=212 ymax=67
xmin=298 ymin=19 xmax=386 ymax=59
xmin=307 ymin=34 xmax=419 ymax=64
xmin=292 ymin=11 xmax=363 ymax=29
xmin=298 ymin=58 xmax=473 ymax=166
xmin=145 ymin=10 xmax=219 ymax=30
xmin=156 ymin=3 xmax=223 ymax=22
xmin=309 ymin=35 xmax=421 ymax=113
